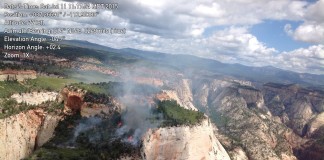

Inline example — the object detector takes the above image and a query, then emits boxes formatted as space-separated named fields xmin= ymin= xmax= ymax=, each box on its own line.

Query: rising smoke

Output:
xmin=73 ymin=117 xmax=102 ymax=142
xmin=113 ymin=65 xmax=163 ymax=146
xmin=116 ymin=104 xmax=161 ymax=146
xmin=70 ymin=64 xmax=163 ymax=147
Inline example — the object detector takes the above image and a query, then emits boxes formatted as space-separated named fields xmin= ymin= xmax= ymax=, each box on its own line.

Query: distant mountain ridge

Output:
xmin=59 ymin=38 xmax=324 ymax=88
xmin=1 ymin=33 xmax=323 ymax=88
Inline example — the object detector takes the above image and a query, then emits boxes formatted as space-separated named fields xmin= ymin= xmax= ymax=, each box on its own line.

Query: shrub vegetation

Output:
xmin=157 ymin=100 xmax=205 ymax=127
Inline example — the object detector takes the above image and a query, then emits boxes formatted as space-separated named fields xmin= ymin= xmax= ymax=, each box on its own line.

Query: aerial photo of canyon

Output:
xmin=1 ymin=0 xmax=324 ymax=160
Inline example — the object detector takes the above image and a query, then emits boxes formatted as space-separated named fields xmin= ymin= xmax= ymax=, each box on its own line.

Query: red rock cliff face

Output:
xmin=60 ymin=86 xmax=123 ymax=117
xmin=60 ymin=87 xmax=86 ymax=114
xmin=67 ymin=96 xmax=83 ymax=112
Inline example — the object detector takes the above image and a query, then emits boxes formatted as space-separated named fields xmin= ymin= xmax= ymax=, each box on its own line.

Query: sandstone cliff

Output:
xmin=60 ymin=85 xmax=123 ymax=117
xmin=152 ymin=80 xmax=232 ymax=160
xmin=60 ymin=86 xmax=86 ymax=114
xmin=308 ymin=112 xmax=324 ymax=136
xmin=11 ymin=92 xmax=58 ymax=105
xmin=159 ymin=79 xmax=197 ymax=111
xmin=0 ymin=69 xmax=37 ymax=81
xmin=142 ymin=118 xmax=231 ymax=160
xmin=187 ymin=78 xmax=311 ymax=159
xmin=0 ymin=91 xmax=62 ymax=160
xmin=0 ymin=109 xmax=62 ymax=160
xmin=153 ymin=77 xmax=324 ymax=159
xmin=3 ymin=78 xmax=323 ymax=160
xmin=263 ymin=83 xmax=324 ymax=136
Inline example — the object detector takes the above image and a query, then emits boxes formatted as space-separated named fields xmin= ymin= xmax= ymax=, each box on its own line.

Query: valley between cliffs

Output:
xmin=1 ymin=76 xmax=324 ymax=160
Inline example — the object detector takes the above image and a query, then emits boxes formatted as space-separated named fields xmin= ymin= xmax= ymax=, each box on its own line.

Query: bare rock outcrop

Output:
xmin=60 ymin=86 xmax=86 ymax=114
xmin=193 ymin=79 xmax=232 ymax=108
xmin=142 ymin=119 xmax=231 ymax=160
xmin=263 ymin=83 xmax=324 ymax=136
xmin=191 ymin=78 xmax=304 ymax=160
xmin=60 ymin=86 xmax=123 ymax=117
xmin=80 ymin=101 xmax=122 ymax=117
xmin=36 ymin=113 xmax=62 ymax=147
xmin=0 ymin=85 xmax=123 ymax=160
xmin=11 ymin=92 xmax=58 ymax=105
xmin=160 ymin=79 xmax=197 ymax=111
xmin=0 ymin=91 xmax=62 ymax=160
xmin=0 ymin=109 xmax=62 ymax=160
xmin=0 ymin=69 xmax=37 ymax=81
xmin=307 ymin=112 xmax=324 ymax=136
xmin=133 ymin=77 xmax=164 ymax=87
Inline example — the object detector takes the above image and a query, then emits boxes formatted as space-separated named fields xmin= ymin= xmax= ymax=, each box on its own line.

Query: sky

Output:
xmin=1 ymin=0 xmax=324 ymax=74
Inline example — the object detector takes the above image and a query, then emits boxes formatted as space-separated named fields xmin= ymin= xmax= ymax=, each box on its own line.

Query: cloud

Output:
xmin=58 ymin=0 xmax=309 ymax=37
xmin=1 ymin=0 xmax=323 ymax=74
xmin=1 ymin=0 xmax=313 ymax=38
xmin=277 ymin=45 xmax=324 ymax=74
xmin=284 ymin=24 xmax=293 ymax=35
xmin=284 ymin=0 xmax=324 ymax=44
xmin=103 ymin=26 xmax=322 ymax=74
xmin=305 ymin=0 xmax=324 ymax=23
xmin=198 ymin=27 xmax=277 ymax=65
xmin=191 ymin=3 xmax=225 ymax=18
xmin=293 ymin=23 xmax=324 ymax=44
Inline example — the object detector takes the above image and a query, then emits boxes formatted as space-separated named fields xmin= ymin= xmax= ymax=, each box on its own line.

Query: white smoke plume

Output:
xmin=115 ymin=66 xmax=163 ymax=146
